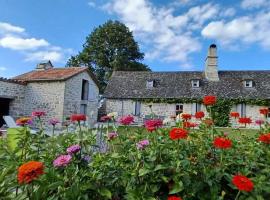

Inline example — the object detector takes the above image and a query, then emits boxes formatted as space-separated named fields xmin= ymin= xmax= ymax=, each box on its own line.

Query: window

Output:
xmin=244 ymin=80 xmax=254 ymax=88
xmin=176 ymin=104 xmax=183 ymax=115
xmin=134 ymin=101 xmax=141 ymax=116
xmin=191 ymin=80 xmax=200 ymax=88
xmin=80 ymin=104 xmax=87 ymax=115
xmin=191 ymin=103 xmax=202 ymax=115
xmin=146 ymin=80 xmax=156 ymax=88
xmin=237 ymin=104 xmax=246 ymax=117
xmin=81 ymin=79 xmax=89 ymax=100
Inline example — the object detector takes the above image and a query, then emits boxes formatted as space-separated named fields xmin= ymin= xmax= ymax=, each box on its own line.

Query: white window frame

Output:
xmin=244 ymin=80 xmax=253 ymax=88
xmin=176 ymin=104 xmax=183 ymax=115
xmin=191 ymin=80 xmax=200 ymax=88
xmin=146 ymin=80 xmax=154 ymax=88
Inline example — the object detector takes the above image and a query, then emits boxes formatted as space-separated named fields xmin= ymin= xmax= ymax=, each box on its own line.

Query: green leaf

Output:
xmin=99 ymin=188 xmax=112 ymax=199
xmin=169 ymin=181 xmax=184 ymax=194
xmin=139 ymin=168 xmax=151 ymax=176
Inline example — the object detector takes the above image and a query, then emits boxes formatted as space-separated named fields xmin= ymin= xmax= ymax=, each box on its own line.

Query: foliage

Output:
xmin=66 ymin=20 xmax=150 ymax=92
xmin=0 ymin=116 xmax=270 ymax=199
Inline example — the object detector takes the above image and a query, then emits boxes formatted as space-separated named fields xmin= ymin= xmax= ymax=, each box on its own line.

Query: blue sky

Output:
xmin=1 ymin=0 xmax=270 ymax=77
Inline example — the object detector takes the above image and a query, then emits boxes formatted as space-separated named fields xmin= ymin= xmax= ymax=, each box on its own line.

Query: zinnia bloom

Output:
xmin=203 ymin=96 xmax=217 ymax=106
xmin=255 ymin=119 xmax=264 ymax=126
xmin=168 ymin=196 xmax=182 ymax=200
xmin=71 ymin=114 xmax=86 ymax=122
xmin=32 ymin=111 xmax=46 ymax=117
xmin=258 ymin=133 xmax=270 ymax=144
xmin=136 ymin=139 xmax=150 ymax=150
xmin=183 ymin=121 xmax=197 ymax=128
xmin=230 ymin=112 xmax=240 ymax=119
xmin=16 ymin=117 xmax=32 ymax=126
xmin=213 ymin=137 xmax=232 ymax=149
xmin=66 ymin=145 xmax=81 ymax=154
xmin=100 ymin=115 xmax=112 ymax=122
xmin=232 ymin=175 xmax=254 ymax=192
xmin=48 ymin=118 xmax=60 ymax=126
xmin=169 ymin=128 xmax=188 ymax=140
xmin=181 ymin=113 xmax=192 ymax=121
xmin=53 ymin=155 xmax=72 ymax=167
xmin=144 ymin=119 xmax=163 ymax=132
xmin=119 ymin=115 xmax=134 ymax=125
xmin=195 ymin=111 xmax=205 ymax=119
xmin=108 ymin=132 xmax=118 ymax=140
xmin=238 ymin=117 xmax=252 ymax=125
xmin=259 ymin=108 xmax=269 ymax=116
xmin=203 ymin=119 xmax=214 ymax=127
xmin=17 ymin=161 xmax=44 ymax=184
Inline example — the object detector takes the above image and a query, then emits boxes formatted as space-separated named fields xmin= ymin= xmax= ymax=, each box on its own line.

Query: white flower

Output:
xmin=107 ymin=112 xmax=118 ymax=118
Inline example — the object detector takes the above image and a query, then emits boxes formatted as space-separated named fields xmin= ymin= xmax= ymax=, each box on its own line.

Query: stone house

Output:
xmin=0 ymin=61 xmax=99 ymax=127
xmin=104 ymin=44 xmax=270 ymax=125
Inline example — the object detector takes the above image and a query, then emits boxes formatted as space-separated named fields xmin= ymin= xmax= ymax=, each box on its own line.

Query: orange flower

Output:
xmin=230 ymin=112 xmax=240 ymax=119
xmin=203 ymin=119 xmax=214 ymax=127
xmin=16 ymin=117 xmax=32 ymax=126
xmin=259 ymin=108 xmax=269 ymax=116
xmin=18 ymin=161 xmax=44 ymax=184
xmin=203 ymin=96 xmax=217 ymax=106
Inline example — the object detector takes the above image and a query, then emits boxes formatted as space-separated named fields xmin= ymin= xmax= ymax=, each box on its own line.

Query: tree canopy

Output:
xmin=67 ymin=20 xmax=150 ymax=92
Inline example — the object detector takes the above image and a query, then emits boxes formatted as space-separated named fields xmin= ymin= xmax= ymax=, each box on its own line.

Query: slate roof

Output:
xmin=13 ymin=67 xmax=99 ymax=86
xmin=104 ymin=71 xmax=270 ymax=99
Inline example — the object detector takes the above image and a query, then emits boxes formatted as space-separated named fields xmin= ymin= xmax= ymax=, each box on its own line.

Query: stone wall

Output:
xmin=24 ymin=81 xmax=66 ymax=126
xmin=0 ymin=80 xmax=26 ymax=119
xmin=64 ymin=71 xmax=99 ymax=125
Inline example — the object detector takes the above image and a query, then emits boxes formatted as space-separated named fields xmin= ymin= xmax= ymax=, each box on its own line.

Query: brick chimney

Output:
xmin=205 ymin=44 xmax=219 ymax=81
xmin=36 ymin=60 xmax=54 ymax=70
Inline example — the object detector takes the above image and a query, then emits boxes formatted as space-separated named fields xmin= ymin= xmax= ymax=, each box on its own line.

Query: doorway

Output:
xmin=0 ymin=98 xmax=10 ymax=127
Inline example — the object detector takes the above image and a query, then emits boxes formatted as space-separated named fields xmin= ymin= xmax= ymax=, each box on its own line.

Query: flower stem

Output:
xmin=234 ymin=190 xmax=241 ymax=200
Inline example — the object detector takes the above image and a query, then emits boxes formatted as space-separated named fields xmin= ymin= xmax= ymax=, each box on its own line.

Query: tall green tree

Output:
xmin=67 ymin=20 xmax=150 ymax=92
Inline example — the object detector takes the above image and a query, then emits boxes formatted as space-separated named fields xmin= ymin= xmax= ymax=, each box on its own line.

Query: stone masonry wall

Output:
xmin=0 ymin=80 xmax=26 ymax=119
xmin=24 ymin=81 xmax=65 ymax=127
xmin=64 ymin=72 xmax=99 ymax=125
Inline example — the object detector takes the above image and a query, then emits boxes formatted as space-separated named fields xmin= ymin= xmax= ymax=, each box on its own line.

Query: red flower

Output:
xmin=238 ymin=117 xmax=252 ymax=125
xmin=169 ymin=128 xmax=188 ymax=140
xmin=203 ymin=96 xmax=217 ymax=106
xmin=144 ymin=119 xmax=163 ymax=132
xmin=195 ymin=111 xmax=205 ymax=119
xmin=258 ymin=133 xmax=270 ymax=144
xmin=32 ymin=111 xmax=46 ymax=117
xmin=18 ymin=161 xmax=44 ymax=184
xmin=181 ymin=113 xmax=192 ymax=121
xmin=230 ymin=112 xmax=240 ymax=119
xmin=232 ymin=175 xmax=254 ymax=192
xmin=168 ymin=196 xmax=182 ymax=200
xmin=119 ymin=115 xmax=134 ymax=125
xmin=16 ymin=117 xmax=32 ymax=126
xmin=213 ymin=137 xmax=232 ymax=149
xmin=259 ymin=108 xmax=269 ymax=116
xmin=183 ymin=121 xmax=197 ymax=128
xmin=71 ymin=114 xmax=87 ymax=122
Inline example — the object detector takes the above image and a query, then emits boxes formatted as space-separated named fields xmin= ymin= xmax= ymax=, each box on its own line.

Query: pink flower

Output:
xmin=100 ymin=115 xmax=112 ymax=122
xmin=108 ymin=132 xmax=118 ymax=140
xmin=136 ymin=139 xmax=150 ymax=150
xmin=119 ymin=115 xmax=134 ymax=125
xmin=256 ymin=119 xmax=264 ymax=126
xmin=66 ymin=145 xmax=81 ymax=154
xmin=144 ymin=119 xmax=163 ymax=132
xmin=53 ymin=155 xmax=72 ymax=167
xmin=48 ymin=118 xmax=60 ymax=126
xmin=32 ymin=111 xmax=46 ymax=117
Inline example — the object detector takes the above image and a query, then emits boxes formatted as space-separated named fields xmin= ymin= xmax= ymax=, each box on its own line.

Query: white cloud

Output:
xmin=0 ymin=22 xmax=25 ymax=34
xmin=241 ymin=0 xmax=268 ymax=9
xmin=24 ymin=51 xmax=63 ymax=62
xmin=221 ymin=8 xmax=236 ymax=17
xmin=102 ymin=0 xmax=225 ymax=67
xmin=0 ymin=67 xmax=7 ymax=71
xmin=0 ymin=36 xmax=49 ymax=50
xmin=202 ymin=12 xmax=270 ymax=48
xmin=88 ymin=1 xmax=96 ymax=8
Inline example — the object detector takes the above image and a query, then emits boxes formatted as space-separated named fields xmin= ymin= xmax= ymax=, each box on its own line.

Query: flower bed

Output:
xmin=0 ymin=99 xmax=270 ymax=199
